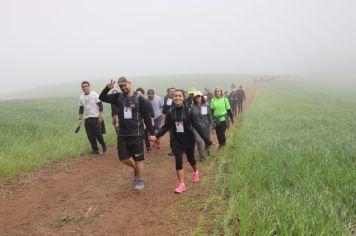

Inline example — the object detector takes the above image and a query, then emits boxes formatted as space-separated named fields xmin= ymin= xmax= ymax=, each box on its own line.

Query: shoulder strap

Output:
xmin=169 ymin=106 xmax=174 ymax=117
xmin=188 ymin=106 xmax=192 ymax=119
xmin=135 ymin=94 xmax=141 ymax=120
xmin=224 ymin=97 xmax=229 ymax=109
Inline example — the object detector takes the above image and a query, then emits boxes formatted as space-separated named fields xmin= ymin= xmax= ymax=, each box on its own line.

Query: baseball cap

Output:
xmin=188 ymin=87 xmax=196 ymax=94
xmin=194 ymin=91 xmax=202 ymax=97
xmin=118 ymin=76 xmax=129 ymax=85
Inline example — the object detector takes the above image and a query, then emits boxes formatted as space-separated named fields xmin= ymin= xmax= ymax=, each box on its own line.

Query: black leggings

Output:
xmin=215 ymin=120 xmax=227 ymax=146
xmin=169 ymin=130 xmax=173 ymax=152
xmin=173 ymin=146 xmax=196 ymax=171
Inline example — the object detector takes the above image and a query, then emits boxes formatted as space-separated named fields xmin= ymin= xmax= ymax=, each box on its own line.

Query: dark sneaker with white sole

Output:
xmin=102 ymin=147 xmax=107 ymax=156
xmin=89 ymin=151 xmax=100 ymax=156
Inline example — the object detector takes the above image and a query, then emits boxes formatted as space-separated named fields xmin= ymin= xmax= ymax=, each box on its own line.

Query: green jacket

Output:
xmin=210 ymin=97 xmax=231 ymax=121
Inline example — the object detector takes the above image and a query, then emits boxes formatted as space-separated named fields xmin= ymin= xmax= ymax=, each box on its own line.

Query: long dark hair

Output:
xmin=174 ymin=89 xmax=186 ymax=106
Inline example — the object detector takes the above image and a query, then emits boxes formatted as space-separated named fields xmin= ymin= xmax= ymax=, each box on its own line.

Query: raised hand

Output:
xmin=106 ymin=79 xmax=116 ymax=89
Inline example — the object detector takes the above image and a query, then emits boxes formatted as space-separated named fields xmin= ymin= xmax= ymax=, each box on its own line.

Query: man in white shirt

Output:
xmin=78 ymin=81 xmax=107 ymax=156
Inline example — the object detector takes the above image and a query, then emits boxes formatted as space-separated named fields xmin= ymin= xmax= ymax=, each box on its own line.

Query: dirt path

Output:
xmin=0 ymin=87 xmax=256 ymax=236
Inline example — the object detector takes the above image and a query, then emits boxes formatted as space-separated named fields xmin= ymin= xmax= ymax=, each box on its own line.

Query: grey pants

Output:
xmin=193 ymin=126 xmax=211 ymax=160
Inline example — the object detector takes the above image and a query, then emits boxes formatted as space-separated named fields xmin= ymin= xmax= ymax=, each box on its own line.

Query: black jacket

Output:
xmin=162 ymin=95 xmax=175 ymax=114
xmin=156 ymin=105 xmax=212 ymax=149
xmin=185 ymin=96 xmax=194 ymax=108
xmin=236 ymin=89 xmax=246 ymax=102
xmin=99 ymin=87 xmax=154 ymax=136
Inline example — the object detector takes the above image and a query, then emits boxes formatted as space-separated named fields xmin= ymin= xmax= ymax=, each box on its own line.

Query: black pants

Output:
xmin=238 ymin=101 xmax=243 ymax=113
xmin=144 ymin=129 xmax=150 ymax=149
xmin=173 ymin=145 xmax=196 ymax=170
xmin=84 ymin=117 xmax=106 ymax=152
xmin=231 ymin=101 xmax=238 ymax=117
xmin=215 ymin=120 xmax=227 ymax=147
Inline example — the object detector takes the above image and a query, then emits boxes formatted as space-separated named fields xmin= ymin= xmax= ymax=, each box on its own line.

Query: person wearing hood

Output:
xmin=189 ymin=91 xmax=214 ymax=161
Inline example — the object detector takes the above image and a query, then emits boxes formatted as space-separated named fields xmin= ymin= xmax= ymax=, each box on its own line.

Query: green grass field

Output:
xmin=208 ymin=78 xmax=356 ymax=235
xmin=0 ymin=98 xmax=117 ymax=179
xmin=0 ymin=74 xmax=252 ymax=179
xmin=1 ymin=74 xmax=355 ymax=234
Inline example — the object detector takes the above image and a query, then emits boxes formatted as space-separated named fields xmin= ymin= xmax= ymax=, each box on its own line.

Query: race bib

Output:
xmin=201 ymin=106 xmax=208 ymax=115
xmin=166 ymin=98 xmax=173 ymax=106
xmin=175 ymin=121 xmax=184 ymax=133
xmin=124 ymin=107 xmax=132 ymax=119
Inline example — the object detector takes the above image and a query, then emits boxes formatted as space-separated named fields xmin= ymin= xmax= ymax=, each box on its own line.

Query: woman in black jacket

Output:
xmin=150 ymin=90 xmax=212 ymax=194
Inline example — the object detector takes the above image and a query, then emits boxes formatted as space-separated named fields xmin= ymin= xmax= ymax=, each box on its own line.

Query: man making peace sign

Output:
xmin=99 ymin=77 xmax=155 ymax=191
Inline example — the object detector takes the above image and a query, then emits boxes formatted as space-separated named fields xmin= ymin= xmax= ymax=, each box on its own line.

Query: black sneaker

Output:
xmin=102 ymin=147 xmax=107 ymax=156
xmin=89 ymin=151 xmax=99 ymax=156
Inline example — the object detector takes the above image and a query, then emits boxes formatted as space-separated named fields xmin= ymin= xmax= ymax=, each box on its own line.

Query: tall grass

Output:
xmin=213 ymin=79 xmax=356 ymax=235
xmin=0 ymin=97 xmax=117 ymax=179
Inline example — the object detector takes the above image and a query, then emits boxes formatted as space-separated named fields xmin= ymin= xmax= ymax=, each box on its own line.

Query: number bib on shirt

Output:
xmin=201 ymin=106 xmax=208 ymax=115
xmin=166 ymin=98 xmax=173 ymax=106
xmin=124 ymin=107 xmax=133 ymax=119
xmin=175 ymin=121 xmax=184 ymax=133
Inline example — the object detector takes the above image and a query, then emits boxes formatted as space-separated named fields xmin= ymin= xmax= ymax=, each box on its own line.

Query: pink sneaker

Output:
xmin=174 ymin=183 xmax=186 ymax=194
xmin=193 ymin=170 xmax=200 ymax=183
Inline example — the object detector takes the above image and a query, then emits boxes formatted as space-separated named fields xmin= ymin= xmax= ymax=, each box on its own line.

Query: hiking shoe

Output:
xmin=199 ymin=157 xmax=205 ymax=161
xmin=146 ymin=147 xmax=151 ymax=153
xmin=131 ymin=170 xmax=138 ymax=185
xmin=168 ymin=151 xmax=174 ymax=156
xmin=89 ymin=151 xmax=99 ymax=156
xmin=134 ymin=180 xmax=145 ymax=191
xmin=193 ymin=170 xmax=200 ymax=183
xmin=102 ymin=147 xmax=107 ymax=156
xmin=174 ymin=183 xmax=186 ymax=194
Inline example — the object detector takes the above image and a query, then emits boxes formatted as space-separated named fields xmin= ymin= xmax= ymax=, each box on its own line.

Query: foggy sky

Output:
xmin=1 ymin=0 xmax=355 ymax=93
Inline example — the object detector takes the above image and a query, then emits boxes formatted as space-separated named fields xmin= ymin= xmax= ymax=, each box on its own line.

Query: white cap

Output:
xmin=194 ymin=91 xmax=202 ymax=97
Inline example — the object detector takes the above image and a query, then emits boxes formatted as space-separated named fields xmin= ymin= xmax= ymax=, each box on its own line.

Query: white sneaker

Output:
xmin=134 ymin=180 xmax=145 ymax=191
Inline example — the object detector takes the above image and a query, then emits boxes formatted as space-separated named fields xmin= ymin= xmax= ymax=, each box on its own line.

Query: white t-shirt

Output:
xmin=79 ymin=91 xmax=101 ymax=119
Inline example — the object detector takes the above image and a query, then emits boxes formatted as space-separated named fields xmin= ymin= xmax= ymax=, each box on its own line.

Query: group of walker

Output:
xmin=77 ymin=77 xmax=245 ymax=193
